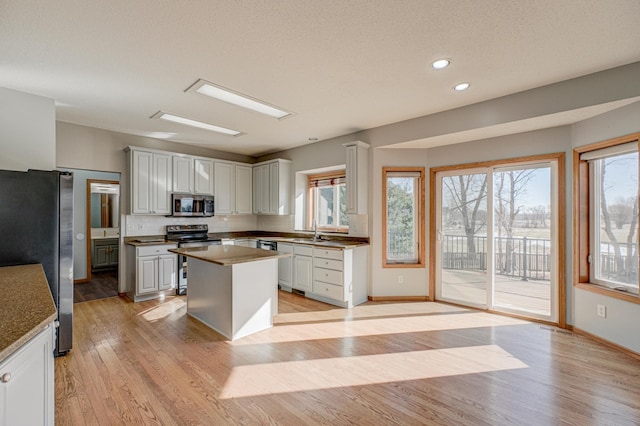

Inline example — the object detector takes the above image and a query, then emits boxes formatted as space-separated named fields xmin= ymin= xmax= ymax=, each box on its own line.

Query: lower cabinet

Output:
xmin=292 ymin=244 xmax=313 ymax=292
xmin=127 ymin=243 xmax=177 ymax=302
xmin=277 ymin=243 xmax=293 ymax=288
xmin=0 ymin=323 xmax=54 ymax=426
xmin=92 ymin=238 xmax=119 ymax=271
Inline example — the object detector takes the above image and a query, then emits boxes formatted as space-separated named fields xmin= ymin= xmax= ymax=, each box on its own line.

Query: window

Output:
xmin=383 ymin=167 xmax=425 ymax=267
xmin=308 ymin=171 xmax=348 ymax=232
xmin=575 ymin=133 xmax=640 ymax=301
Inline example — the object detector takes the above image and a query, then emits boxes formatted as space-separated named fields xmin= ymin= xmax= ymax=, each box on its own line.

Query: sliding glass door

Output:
xmin=435 ymin=161 xmax=558 ymax=322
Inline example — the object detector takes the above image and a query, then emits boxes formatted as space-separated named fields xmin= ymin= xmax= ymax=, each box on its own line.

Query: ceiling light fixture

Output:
xmin=186 ymin=79 xmax=292 ymax=119
xmin=454 ymin=82 xmax=470 ymax=91
xmin=432 ymin=59 xmax=450 ymax=70
xmin=151 ymin=111 xmax=242 ymax=136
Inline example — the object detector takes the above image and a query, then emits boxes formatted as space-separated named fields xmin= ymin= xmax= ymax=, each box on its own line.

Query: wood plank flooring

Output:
xmin=55 ymin=291 xmax=640 ymax=425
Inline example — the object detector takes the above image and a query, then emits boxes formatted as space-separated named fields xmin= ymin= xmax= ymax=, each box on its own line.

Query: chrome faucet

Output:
xmin=313 ymin=220 xmax=319 ymax=241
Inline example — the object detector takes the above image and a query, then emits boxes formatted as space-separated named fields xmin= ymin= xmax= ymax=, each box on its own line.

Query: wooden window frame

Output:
xmin=307 ymin=170 xmax=349 ymax=233
xmin=573 ymin=132 xmax=640 ymax=304
xmin=382 ymin=167 xmax=426 ymax=268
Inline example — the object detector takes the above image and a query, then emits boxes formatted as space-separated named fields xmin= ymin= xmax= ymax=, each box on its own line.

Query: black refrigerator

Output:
xmin=0 ymin=169 xmax=74 ymax=356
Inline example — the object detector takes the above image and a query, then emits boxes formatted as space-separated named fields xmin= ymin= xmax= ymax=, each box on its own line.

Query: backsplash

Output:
xmin=124 ymin=214 xmax=258 ymax=237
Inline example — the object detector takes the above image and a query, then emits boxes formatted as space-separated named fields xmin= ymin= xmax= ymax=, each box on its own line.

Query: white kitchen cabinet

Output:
xmin=129 ymin=148 xmax=172 ymax=215
xmin=343 ymin=141 xmax=369 ymax=215
xmin=235 ymin=165 xmax=253 ymax=214
xmin=309 ymin=245 xmax=368 ymax=308
xmin=293 ymin=244 xmax=313 ymax=292
xmin=0 ymin=323 xmax=54 ymax=426
xmin=127 ymin=244 xmax=177 ymax=301
xmin=174 ymin=156 xmax=214 ymax=195
xmin=252 ymin=164 xmax=269 ymax=214
xmin=194 ymin=158 xmax=214 ymax=195
xmin=277 ymin=243 xmax=293 ymax=289
xmin=173 ymin=155 xmax=194 ymax=193
xmin=252 ymin=159 xmax=291 ymax=215
xmin=214 ymin=162 xmax=234 ymax=214
xmin=215 ymin=162 xmax=252 ymax=215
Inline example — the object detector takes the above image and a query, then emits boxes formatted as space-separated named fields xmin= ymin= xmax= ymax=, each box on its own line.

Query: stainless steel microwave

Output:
xmin=171 ymin=193 xmax=214 ymax=217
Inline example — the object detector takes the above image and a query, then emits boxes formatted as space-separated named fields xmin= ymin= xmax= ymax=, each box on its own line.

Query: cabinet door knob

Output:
xmin=1 ymin=372 xmax=11 ymax=383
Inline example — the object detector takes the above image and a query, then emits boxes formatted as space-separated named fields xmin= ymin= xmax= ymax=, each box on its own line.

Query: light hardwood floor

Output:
xmin=55 ymin=291 xmax=640 ymax=425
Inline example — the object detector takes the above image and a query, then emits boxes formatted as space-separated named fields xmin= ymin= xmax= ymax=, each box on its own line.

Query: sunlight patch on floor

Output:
xmin=138 ymin=297 xmax=186 ymax=321
xmin=230 ymin=310 xmax=528 ymax=346
xmin=219 ymin=344 xmax=527 ymax=399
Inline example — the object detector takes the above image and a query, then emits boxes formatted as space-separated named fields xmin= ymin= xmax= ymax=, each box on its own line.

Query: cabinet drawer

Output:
xmin=278 ymin=243 xmax=293 ymax=253
xmin=137 ymin=244 xmax=176 ymax=257
xmin=313 ymin=247 xmax=343 ymax=261
xmin=314 ymin=257 xmax=343 ymax=271
xmin=313 ymin=281 xmax=344 ymax=301
xmin=313 ymin=267 xmax=343 ymax=285
xmin=294 ymin=244 xmax=313 ymax=256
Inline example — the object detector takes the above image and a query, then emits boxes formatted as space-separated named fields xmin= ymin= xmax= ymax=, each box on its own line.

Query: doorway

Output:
xmin=432 ymin=154 xmax=564 ymax=324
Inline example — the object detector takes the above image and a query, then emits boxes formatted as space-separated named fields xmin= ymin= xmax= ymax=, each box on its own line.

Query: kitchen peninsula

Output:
xmin=169 ymin=245 xmax=291 ymax=340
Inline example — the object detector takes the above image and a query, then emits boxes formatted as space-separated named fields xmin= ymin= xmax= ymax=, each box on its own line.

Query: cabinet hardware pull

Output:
xmin=1 ymin=372 xmax=11 ymax=383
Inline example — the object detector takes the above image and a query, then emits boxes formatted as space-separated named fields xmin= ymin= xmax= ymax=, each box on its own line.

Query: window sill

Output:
xmin=575 ymin=282 xmax=640 ymax=304
xmin=383 ymin=262 xmax=425 ymax=269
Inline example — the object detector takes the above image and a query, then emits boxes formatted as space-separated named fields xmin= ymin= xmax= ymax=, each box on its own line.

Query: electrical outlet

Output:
xmin=398 ymin=275 xmax=403 ymax=284
xmin=597 ymin=304 xmax=607 ymax=318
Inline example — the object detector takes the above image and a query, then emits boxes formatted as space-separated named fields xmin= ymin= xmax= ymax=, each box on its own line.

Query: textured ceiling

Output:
xmin=1 ymin=0 xmax=639 ymax=156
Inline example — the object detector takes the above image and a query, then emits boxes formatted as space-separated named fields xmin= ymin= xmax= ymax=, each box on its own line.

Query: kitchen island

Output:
xmin=169 ymin=245 xmax=291 ymax=340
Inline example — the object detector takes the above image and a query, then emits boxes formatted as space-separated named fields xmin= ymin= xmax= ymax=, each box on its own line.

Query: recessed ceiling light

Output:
xmin=186 ymin=79 xmax=292 ymax=119
xmin=454 ymin=82 xmax=470 ymax=91
xmin=432 ymin=59 xmax=450 ymax=70
xmin=151 ymin=111 xmax=242 ymax=136
xmin=308 ymin=137 xmax=318 ymax=142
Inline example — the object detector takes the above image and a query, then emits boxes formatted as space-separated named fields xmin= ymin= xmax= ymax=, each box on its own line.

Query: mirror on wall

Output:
xmin=90 ymin=183 xmax=120 ymax=228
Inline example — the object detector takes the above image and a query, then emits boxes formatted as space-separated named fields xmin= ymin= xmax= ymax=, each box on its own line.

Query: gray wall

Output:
xmin=0 ymin=87 xmax=55 ymax=170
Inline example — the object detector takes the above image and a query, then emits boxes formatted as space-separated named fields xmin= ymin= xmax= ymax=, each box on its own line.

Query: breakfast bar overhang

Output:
xmin=169 ymin=245 xmax=291 ymax=340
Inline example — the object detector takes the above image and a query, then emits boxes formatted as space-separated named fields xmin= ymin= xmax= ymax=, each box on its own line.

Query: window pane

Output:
xmin=386 ymin=176 xmax=418 ymax=262
xmin=316 ymin=186 xmax=335 ymax=226
xmin=338 ymin=184 xmax=349 ymax=227
xmin=593 ymin=152 xmax=639 ymax=291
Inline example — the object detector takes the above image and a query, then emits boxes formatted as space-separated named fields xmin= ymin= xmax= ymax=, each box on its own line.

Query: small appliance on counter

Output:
xmin=171 ymin=193 xmax=214 ymax=217
xmin=166 ymin=224 xmax=221 ymax=295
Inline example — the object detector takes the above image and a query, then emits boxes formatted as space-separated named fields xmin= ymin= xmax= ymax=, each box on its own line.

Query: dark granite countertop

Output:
xmin=0 ymin=264 xmax=57 ymax=363
xmin=169 ymin=245 xmax=291 ymax=266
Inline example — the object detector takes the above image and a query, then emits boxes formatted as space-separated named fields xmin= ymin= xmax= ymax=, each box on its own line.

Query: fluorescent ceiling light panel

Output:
xmin=187 ymin=79 xmax=292 ymax=119
xmin=151 ymin=111 xmax=242 ymax=136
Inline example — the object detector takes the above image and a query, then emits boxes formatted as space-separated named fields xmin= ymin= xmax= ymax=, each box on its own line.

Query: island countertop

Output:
xmin=0 ymin=264 xmax=57 ymax=363
xmin=169 ymin=245 xmax=292 ymax=266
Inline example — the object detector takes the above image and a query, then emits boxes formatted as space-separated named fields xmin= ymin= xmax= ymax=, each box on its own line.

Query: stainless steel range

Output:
xmin=166 ymin=224 xmax=221 ymax=295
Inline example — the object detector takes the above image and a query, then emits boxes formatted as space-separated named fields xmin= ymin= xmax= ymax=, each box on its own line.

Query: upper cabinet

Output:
xmin=194 ymin=158 xmax=214 ymax=195
xmin=343 ymin=141 xmax=369 ymax=215
xmin=214 ymin=162 xmax=252 ymax=215
xmin=128 ymin=148 xmax=172 ymax=215
xmin=173 ymin=156 xmax=214 ymax=196
xmin=252 ymin=159 xmax=291 ymax=215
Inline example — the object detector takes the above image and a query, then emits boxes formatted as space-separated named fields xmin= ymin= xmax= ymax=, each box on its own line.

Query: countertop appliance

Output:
xmin=0 ymin=169 xmax=73 ymax=357
xmin=258 ymin=240 xmax=277 ymax=251
xmin=166 ymin=224 xmax=221 ymax=295
xmin=171 ymin=193 xmax=214 ymax=217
